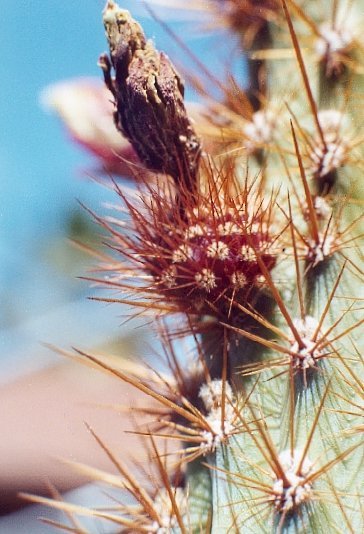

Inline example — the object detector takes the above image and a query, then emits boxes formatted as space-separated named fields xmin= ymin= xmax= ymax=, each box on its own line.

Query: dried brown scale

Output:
xmin=100 ymin=3 xmax=201 ymax=191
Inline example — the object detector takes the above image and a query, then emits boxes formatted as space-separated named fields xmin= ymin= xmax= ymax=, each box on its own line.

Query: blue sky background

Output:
xmin=0 ymin=1 xmax=243 ymax=372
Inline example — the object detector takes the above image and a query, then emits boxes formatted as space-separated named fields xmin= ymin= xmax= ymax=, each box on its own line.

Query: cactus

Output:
xmin=25 ymin=1 xmax=363 ymax=532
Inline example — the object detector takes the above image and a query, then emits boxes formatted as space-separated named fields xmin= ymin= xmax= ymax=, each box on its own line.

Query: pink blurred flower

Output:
xmin=42 ymin=77 xmax=220 ymax=181
xmin=41 ymin=78 xmax=141 ymax=177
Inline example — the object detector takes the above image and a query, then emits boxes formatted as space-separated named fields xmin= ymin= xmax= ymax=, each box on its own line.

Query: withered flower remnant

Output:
xmin=100 ymin=1 xmax=201 ymax=191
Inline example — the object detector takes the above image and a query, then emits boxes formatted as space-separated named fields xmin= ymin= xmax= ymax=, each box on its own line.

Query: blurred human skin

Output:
xmin=0 ymin=360 xmax=152 ymax=514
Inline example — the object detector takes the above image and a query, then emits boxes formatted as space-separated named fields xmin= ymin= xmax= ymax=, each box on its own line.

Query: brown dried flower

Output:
xmin=99 ymin=1 xmax=201 ymax=190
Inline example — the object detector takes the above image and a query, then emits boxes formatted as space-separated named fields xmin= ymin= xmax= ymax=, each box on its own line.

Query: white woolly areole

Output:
xmin=200 ymin=416 xmax=235 ymax=454
xmin=160 ymin=266 xmax=177 ymax=288
xmin=315 ymin=23 xmax=353 ymax=58
xmin=149 ymin=487 xmax=187 ymax=533
xmin=241 ymin=244 xmax=257 ymax=261
xmin=293 ymin=316 xmax=319 ymax=340
xmin=206 ymin=240 xmax=230 ymax=260
xmin=306 ymin=234 xmax=336 ymax=266
xmin=199 ymin=379 xmax=233 ymax=411
xmin=195 ymin=268 xmax=217 ymax=291
xmin=310 ymin=110 xmax=348 ymax=177
xmin=198 ymin=380 xmax=236 ymax=454
xmin=273 ymin=449 xmax=313 ymax=513
xmin=230 ymin=271 xmax=248 ymax=288
xmin=184 ymin=223 xmax=206 ymax=239
xmin=311 ymin=142 xmax=346 ymax=177
xmin=313 ymin=196 xmax=331 ymax=219
xmin=291 ymin=316 xmax=323 ymax=369
xmin=243 ymin=110 xmax=275 ymax=153
xmin=172 ymin=244 xmax=193 ymax=263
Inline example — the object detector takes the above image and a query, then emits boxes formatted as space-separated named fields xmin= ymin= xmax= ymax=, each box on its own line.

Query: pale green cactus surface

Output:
xmin=28 ymin=1 xmax=364 ymax=533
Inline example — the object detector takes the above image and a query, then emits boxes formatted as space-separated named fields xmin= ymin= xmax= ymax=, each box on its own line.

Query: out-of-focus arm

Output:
xmin=0 ymin=361 xmax=148 ymax=514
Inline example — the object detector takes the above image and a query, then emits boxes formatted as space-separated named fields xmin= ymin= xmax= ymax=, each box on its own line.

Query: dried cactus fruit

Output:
xmin=99 ymin=1 xmax=201 ymax=190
